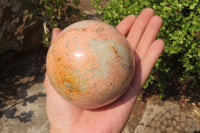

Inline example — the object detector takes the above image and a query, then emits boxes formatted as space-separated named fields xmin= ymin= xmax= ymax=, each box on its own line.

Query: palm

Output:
xmin=44 ymin=8 xmax=164 ymax=133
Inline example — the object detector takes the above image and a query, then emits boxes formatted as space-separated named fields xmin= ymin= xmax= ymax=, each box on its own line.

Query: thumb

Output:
xmin=52 ymin=28 xmax=62 ymax=41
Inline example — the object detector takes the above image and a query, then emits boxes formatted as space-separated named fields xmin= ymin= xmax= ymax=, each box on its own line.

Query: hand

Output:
xmin=44 ymin=8 xmax=165 ymax=133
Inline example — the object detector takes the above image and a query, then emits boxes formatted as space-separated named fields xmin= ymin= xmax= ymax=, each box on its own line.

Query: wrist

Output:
xmin=50 ymin=125 xmax=69 ymax=133
xmin=49 ymin=125 xmax=116 ymax=133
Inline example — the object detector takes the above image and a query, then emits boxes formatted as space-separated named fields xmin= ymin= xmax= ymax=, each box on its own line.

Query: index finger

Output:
xmin=116 ymin=15 xmax=136 ymax=36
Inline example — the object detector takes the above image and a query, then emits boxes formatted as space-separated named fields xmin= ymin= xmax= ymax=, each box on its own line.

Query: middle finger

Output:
xmin=127 ymin=8 xmax=155 ymax=50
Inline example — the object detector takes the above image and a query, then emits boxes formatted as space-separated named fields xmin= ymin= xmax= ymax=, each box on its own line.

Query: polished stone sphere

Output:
xmin=46 ymin=20 xmax=135 ymax=109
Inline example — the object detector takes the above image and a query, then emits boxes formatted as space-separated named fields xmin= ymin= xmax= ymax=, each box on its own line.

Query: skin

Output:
xmin=44 ymin=8 xmax=165 ymax=133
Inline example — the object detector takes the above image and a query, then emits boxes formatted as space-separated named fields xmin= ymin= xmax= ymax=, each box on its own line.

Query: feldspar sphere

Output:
xmin=46 ymin=20 xmax=135 ymax=109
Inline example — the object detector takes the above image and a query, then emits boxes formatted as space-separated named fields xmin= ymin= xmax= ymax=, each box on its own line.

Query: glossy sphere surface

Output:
xmin=46 ymin=20 xmax=135 ymax=109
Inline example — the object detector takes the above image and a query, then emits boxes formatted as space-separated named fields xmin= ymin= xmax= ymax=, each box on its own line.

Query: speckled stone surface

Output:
xmin=134 ymin=101 xmax=200 ymax=133
xmin=46 ymin=20 xmax=134 ymax=109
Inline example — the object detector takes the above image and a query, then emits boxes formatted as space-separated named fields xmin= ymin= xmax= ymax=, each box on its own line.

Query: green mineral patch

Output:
xmin=96 ymin=27 xmax=105 ymax=33
xmin=89 ymin=39 xmax=133 ymax=79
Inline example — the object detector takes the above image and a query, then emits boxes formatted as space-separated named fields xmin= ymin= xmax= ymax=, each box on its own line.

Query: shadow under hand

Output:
xmin=0 ymin=46 xmax=48 ymax=122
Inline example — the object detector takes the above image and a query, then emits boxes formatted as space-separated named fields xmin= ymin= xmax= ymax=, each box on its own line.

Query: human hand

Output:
xmin=44 ymin=8 xmax=164 ymax=133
